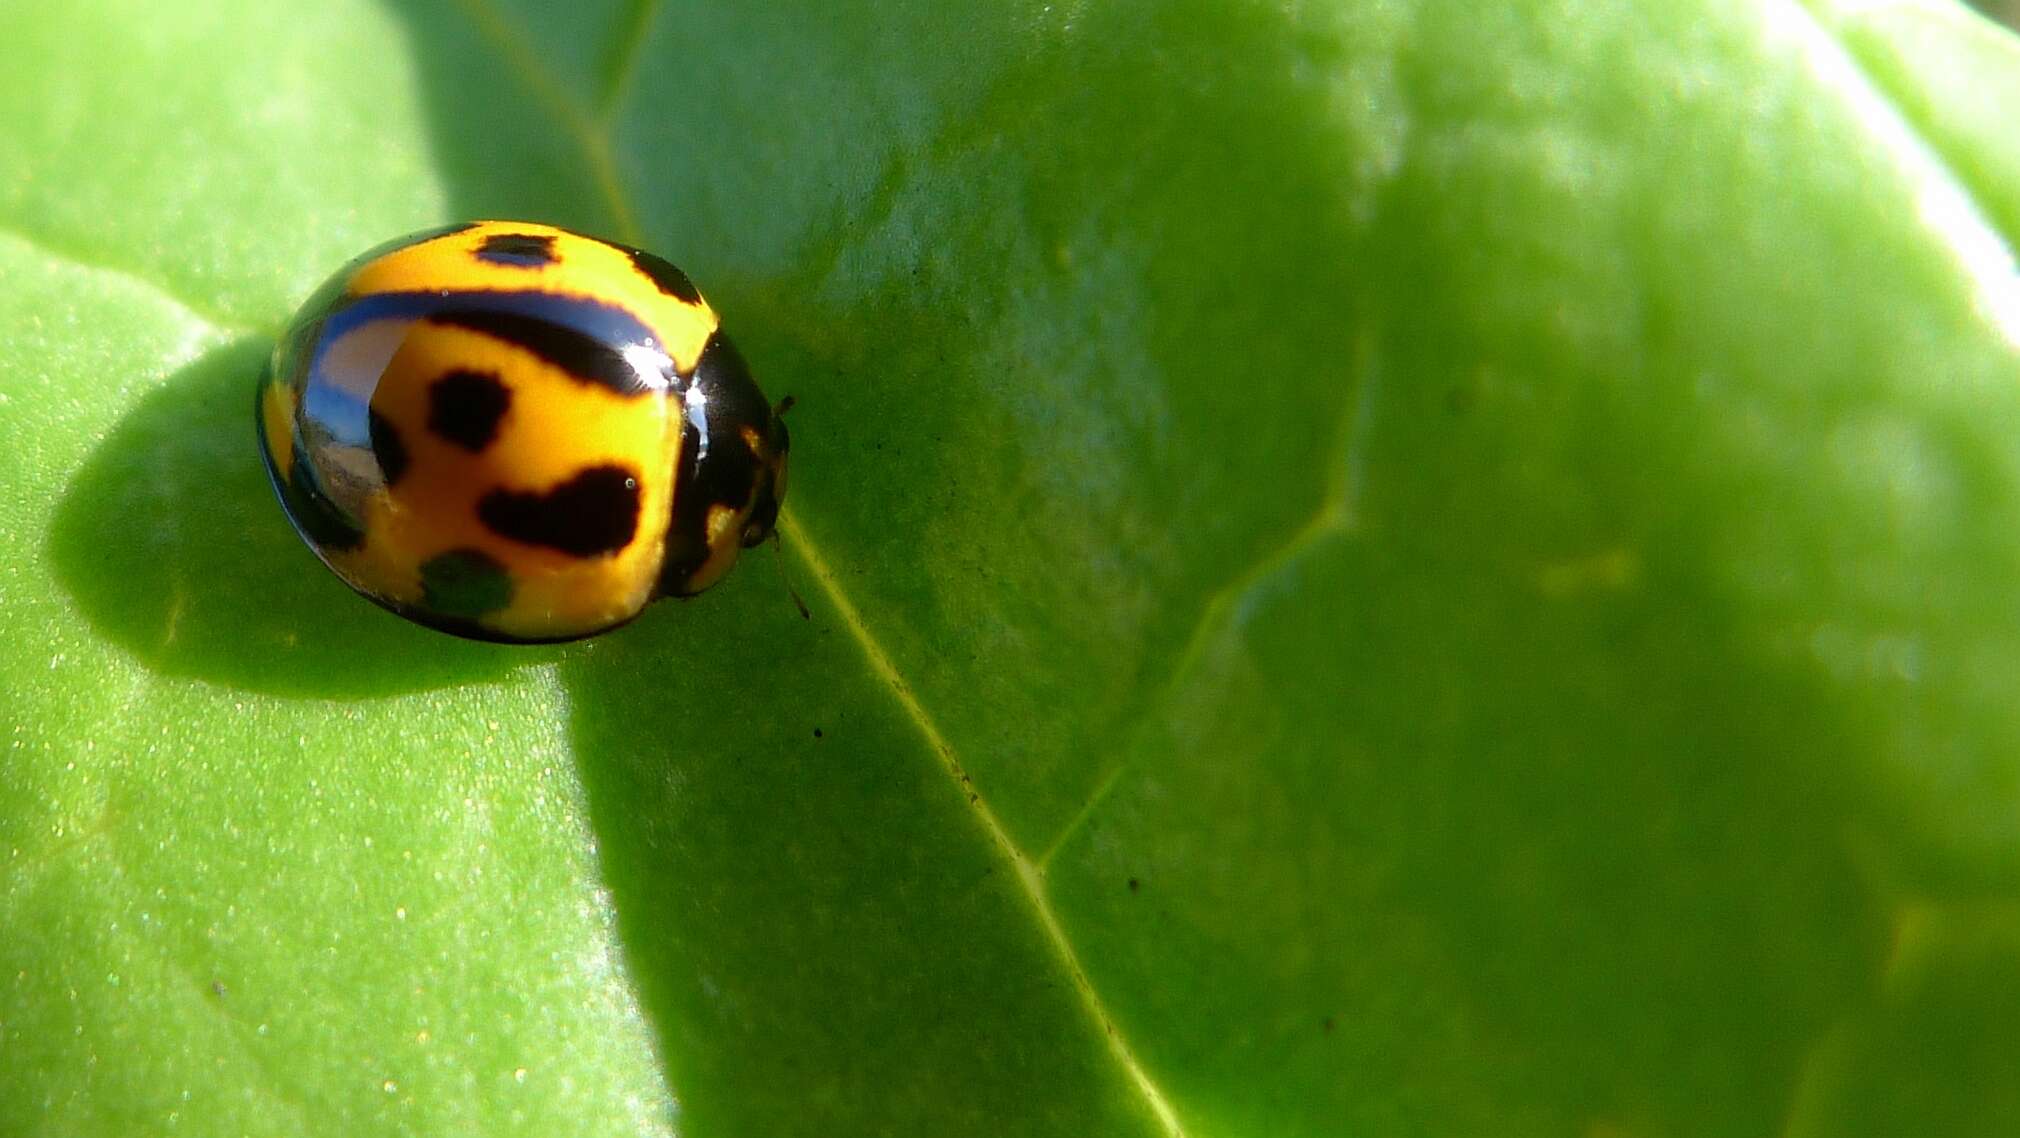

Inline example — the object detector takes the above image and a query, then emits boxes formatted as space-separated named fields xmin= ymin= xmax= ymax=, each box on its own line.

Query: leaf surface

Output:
xmin=6 ymin=1 xmax=2020 ymax=1134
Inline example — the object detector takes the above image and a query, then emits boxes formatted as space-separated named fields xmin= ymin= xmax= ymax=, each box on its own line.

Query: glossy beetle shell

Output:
xmin=256 ymin=221 xmax=789 ymax=642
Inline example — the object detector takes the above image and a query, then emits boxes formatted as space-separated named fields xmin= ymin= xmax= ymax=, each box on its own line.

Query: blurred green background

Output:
xmin=1975 ymin=0 xmax=2020 ymax=26
xmin=5 ymin=1 xmax=2020 ymax=1135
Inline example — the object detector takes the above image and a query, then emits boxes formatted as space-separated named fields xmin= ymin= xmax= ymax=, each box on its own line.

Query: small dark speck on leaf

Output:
xmin=813 ymin=727 xmax=824 ymax=739
xmin=1127 ymin=877 xmax=1140 ymax=893
xmin=211 ymin=980 xmax=228 ymax=998
xmin=1322 ymin=1016 xmax=1335 ymax=1034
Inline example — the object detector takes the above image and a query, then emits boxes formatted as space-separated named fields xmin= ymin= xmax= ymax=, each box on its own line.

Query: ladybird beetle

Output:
xmin=256 ymin=221 xmax=790 ymax=643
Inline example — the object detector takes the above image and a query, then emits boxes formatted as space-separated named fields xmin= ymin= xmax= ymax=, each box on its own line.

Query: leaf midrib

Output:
xmin=1792 ymin=0 xmax=2020 ymax=342
xmin=449 ymin=1 xmax=1188 ymax=1131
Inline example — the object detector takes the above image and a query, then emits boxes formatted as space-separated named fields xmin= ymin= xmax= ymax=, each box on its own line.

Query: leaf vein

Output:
xmin=461 ymin=10 xmax=1188 ymax=1128
xmin=779 ymin=509 xmax=1186 ymax=1135
xmin=0 ymin=222 xmax=252 ymax=337
xmin=1038 ymin=327 xmax=1379 ymax=868
xmin=1790 ymin=0 xmax=2020 ymax=347
xmin=596 ymin=0 xmax=663 ymax=127
xmin=450 ymin=0 xmax=640 ymax=242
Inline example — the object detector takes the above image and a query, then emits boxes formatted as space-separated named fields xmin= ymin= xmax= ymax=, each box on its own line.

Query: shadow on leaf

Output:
xmin=559 ymin=578 xmax=1162 ymax=1137
xmin=48 ymin=337 xmax=547 ymax=696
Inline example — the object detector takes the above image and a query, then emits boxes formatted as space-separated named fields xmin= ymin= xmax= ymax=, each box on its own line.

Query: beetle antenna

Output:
xmin=771 ymin=530 xmax=811 ymax=620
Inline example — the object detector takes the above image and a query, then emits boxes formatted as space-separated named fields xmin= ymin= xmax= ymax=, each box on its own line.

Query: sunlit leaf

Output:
xmin=6 ymin=1 xmax=2020 ymax=1134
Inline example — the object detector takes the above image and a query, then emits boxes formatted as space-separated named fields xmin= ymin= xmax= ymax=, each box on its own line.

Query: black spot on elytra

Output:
xmin=479 ymin=465 xmax=640 ymax=557
xmin=474 ymin=232 xmax=558 ymax=267
xmin=368 ymin=408 xmax=409 ymax=485
xmin=418 ymin=548 xmax=514 ymax=617
xmin=322 ymin=291 xmax=666 ymax=397
xmin=627 ymin=248 xmax=702 ymax=304
xmin=430 ymin=308 xmax=656 ymax=397
xmin=428 ymin=370 xmax=511 ymax=452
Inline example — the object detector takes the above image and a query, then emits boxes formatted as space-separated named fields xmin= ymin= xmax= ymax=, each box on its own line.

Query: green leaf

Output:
xmin=6 ymin=0 xmax=2020 ymax=1134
